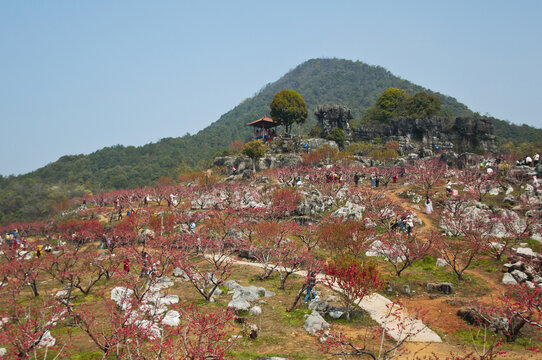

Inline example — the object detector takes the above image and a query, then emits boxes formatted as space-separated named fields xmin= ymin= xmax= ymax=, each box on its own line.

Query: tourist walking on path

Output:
xmin=424 ymin=196 xmax=433 ymax=215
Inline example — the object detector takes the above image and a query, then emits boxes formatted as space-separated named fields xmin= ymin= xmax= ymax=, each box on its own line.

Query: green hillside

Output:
xmin=0 ymin=58 xmax=540 ymax=224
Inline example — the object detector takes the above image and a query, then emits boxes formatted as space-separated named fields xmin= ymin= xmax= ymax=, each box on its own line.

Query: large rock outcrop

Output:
xmin=356 ymin=117 xmax=497 ymax=154
xmin=315 ymin=104 xmax=353 ymax=140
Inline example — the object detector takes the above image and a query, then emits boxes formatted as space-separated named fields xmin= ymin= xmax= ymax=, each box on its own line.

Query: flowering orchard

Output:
xmin=0 ymin=157 xmax=541 ymax=358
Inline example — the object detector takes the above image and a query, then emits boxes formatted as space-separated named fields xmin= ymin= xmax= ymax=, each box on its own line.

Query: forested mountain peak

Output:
xmin=0 ymin=58 xmax=540 ymax=224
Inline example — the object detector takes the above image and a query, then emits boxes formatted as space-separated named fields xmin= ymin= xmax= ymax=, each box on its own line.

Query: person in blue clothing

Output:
xmin=304 ymin=272 xmax=317 ymax=303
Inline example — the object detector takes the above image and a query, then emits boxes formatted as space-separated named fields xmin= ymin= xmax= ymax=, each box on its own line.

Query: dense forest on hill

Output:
xmin=491 ymin=117 xmax=542 ymax=144
xmin=1 ymin=58 xmax=540 ymax=224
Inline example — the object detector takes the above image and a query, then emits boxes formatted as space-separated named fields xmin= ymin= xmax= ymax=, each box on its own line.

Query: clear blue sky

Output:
xmin=1 ymin=1 xmax=541 ymax=175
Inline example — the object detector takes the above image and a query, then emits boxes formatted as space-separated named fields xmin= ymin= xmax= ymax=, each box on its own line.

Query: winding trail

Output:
xmin=387 ymin=184 xmax=434 ymax=233
xmin=230 ymin=258 xmax=442 ymax=343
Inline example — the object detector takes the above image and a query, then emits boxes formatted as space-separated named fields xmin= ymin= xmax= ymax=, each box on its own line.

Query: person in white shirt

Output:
xmin=406 ymin=216 xmax=414 ymax=236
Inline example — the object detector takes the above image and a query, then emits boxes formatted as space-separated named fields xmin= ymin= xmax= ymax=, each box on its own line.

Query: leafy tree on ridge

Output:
xmin=270 ymin=89 xmax=308 ymax=134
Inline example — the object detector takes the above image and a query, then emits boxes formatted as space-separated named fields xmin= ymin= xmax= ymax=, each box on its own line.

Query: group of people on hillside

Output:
xmin=3 ymin=229 xmax=20 ymax=246
xmin=118 ymin=207 xmax=136 ymax=220
xmin=2 ymin=230 xmax=53 ymax=258
xmin=516 ymin=153 xmax=540 ymax=167
xmin=34 ymin=244 xmax=52 ymax=257
xmin=254 ymin=128 xmax=276 ymax=142
xmin=326 ymin=172 xmax=342 ymax=183
xmin=352 ymin=170 xmax=402 ymax=188
xmin=446 ymin=179 xmax=459 ymax=197
xmin=370 ymin=173 xmax=380 ymax=188
xmin=391 ymin=214 xmax=415 ymax=236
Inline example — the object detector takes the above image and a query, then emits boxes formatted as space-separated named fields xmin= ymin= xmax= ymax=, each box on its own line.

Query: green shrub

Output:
xmin=347 ymin=142 xmax=373 ymax=155
xmin=308 ymin=125 xmax=323 ymax=137
xmin=327 ymin=127 xmax=346 ymax=148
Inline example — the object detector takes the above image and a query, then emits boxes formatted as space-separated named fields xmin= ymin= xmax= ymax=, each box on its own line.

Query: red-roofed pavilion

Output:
xmin=246 ymin=116 xmax=279 ymax=141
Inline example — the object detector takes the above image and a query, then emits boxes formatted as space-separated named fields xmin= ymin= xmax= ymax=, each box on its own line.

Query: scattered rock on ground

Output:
xmin=502 ymin=273 xmax=518 ymax=285
xmin=328 ymin=310 xmax=344 ymax=319
xmin=162 ymin=310 xmax=180 ymax=326
xmin=488 ymin=188 xmax=500 ymax=195
xmin=249 ymin=306 xmax=262 ymax=316
xmin=37 ymin=330 xmax=56 ymax=348
xmin=503 ymin=195 xmax=516 ymax=206
xmin=426 ymin=282 xmax=454 ymax=294
xmin=308 ymin=299 xmax=329 ymax=314
xmin=304 ymin=311 xmax=330 ymax=335
xmin=225 ymin=281 xmax=275 ymax=303
xmin=55 ymin=290 xmax=68 ymax=298
xmin=331 ymin=201 xmax=365 ymax=220
xmin=228 ymin=297 xmax=251 ymax=312
xmin=436 ymin=258 xmax=447 ymax=267
xmin=173 ymin=267 xmax=190 ymax=280
xmin=515 ymin=247 xmax=538 ymax=257
xmin=111 ymin=287 xmax=134 ymax=307
xmin=511 ymin=270 xmax=528 ymax=282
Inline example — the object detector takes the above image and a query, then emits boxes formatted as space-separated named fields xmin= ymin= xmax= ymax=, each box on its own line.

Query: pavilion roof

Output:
xmin=246 ymin=116 xmax=278 ymax=128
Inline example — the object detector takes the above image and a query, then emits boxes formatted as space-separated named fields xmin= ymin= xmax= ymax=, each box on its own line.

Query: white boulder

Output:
xmin=228 ymin=297 xmax=251 ymax=312
xmin=511 ymin=270 xmax=528 ymax=282
xmin=249 ymin=306 xmax=262 ymax=316
xmin=162 ymin=310 xmax=180 ymax=326
xmin=502 ymin=273 xmax=518 ymax=285
xmin=111 ymin=287 xmax=134 ymax=308
xmin=37 ymin=330 xmax=56 ymax=348
xmin=436 ymin=258 xmax=448 ymax=267
xmin=515 ymin=247 xmax=538 ymax=257
xmin=304 ymin=311 xmax=330 ymax=335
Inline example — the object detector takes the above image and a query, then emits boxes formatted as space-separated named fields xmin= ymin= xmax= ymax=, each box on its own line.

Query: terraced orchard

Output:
xmin=0 ymin=158 xmax=541 ymax=359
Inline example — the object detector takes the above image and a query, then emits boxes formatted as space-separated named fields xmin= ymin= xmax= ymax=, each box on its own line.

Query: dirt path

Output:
xmin=387 ymin=185 xmax=434 ymax=233
xmin=229 ymin=258 xmax=442 ymax=343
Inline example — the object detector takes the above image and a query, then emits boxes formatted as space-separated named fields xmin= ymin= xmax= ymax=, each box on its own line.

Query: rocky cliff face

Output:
xmin=355 ymin=117 xmax=497 ymax=153
xmin=315 ymin=104 xmax=353 ymax=140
